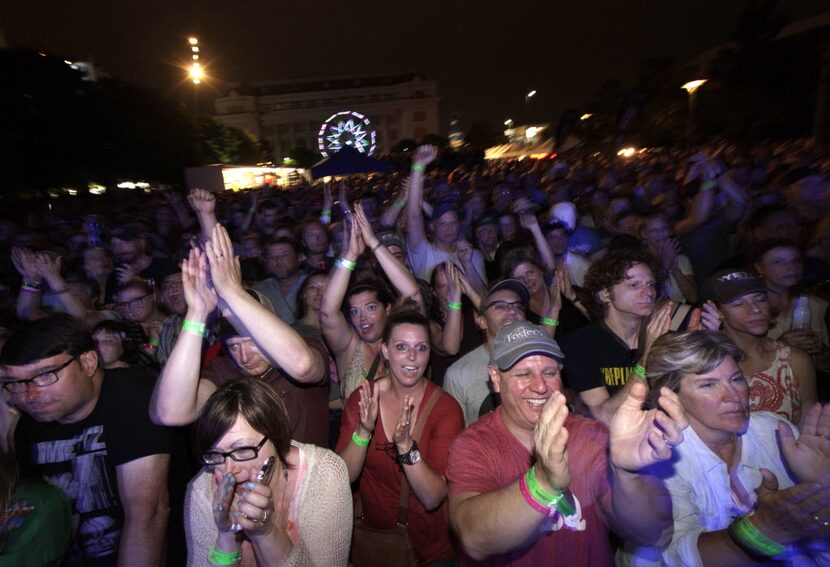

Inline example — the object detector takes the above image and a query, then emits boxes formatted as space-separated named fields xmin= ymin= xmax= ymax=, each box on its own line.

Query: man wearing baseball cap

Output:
xmin=446 ymin=321 xmax=687 ymax=565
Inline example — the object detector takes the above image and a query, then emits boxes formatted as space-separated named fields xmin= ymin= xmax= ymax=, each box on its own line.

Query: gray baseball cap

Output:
xmin=489 ymin=321 xmax=564 ymax=370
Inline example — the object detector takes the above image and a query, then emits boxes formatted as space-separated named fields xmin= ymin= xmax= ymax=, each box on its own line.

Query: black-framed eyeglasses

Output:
xmin=115 ymin=293 xmax=152 ymax=311
xmin=484 ymin=300 xmax=526 ymax=313
xmin=201 ymin=436 xmax=268 ymax=465
xmin=2 ymin=355 xmax=79 ymax=394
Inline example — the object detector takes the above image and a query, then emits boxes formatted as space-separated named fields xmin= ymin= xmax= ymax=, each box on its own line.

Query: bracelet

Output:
xmin=22 ymin=281 xmax=41 ymax=290
xmin=447 ymin=301 xmax=462 ymax=311
xmin=337 ymin=258 xmax=357 ymax=271
xmin=146 ymin=339 xmax=160 ymax=347
xmin=700 ymin=180 xmax=717 ymax=191
xmin=321 ymin=208 xmax=332 ymax=216
xmin=182 ymin=319 xmax=207 ymax=337
xmin=519 ymin=474 xmax=552 ymax=516
xmin=728 ymin=514 xmax=787 ymax=559
xmin=633 ymin=364 xmax=647 ymax=379
xmin=371 ymin=241 xmax=383 ymax=252
xmin=352 ymin=431 xmax=371 ymax=447
xmin=526 ymin=467 xmax=576 ymax=517
xmin=412 ymin=163 xmax=426 ymax=173
xmin=208 ymin=547 xmax=242 ymax=565
xmin=21 ymin=285 xmax=42 ymax=293
xmin=540 ymin=317 xmax=559 ymax=327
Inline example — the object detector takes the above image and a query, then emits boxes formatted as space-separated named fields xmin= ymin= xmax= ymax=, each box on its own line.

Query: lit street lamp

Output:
xmin=524 ymin=90 xmax=537 ymax=121
xmin=681 ymin=79 xmax=708 ymax=142
xmin=580 ymin=113 xmax=592 ymax=121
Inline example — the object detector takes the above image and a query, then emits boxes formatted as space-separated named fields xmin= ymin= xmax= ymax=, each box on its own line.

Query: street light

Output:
xmin=580 ymin=113 xmax=592 ymax=121
xmin=504 ymin=118 xmax=514 ymax=127
xmin=524 ymin=90 xmax=537 ymax=122
xmin=526 ymin=90 xmax=537 ymax=99
xmin=681 ymin=79 xmax=708 ymax=142
xmin=188 ymin=62 xmax=204 ymax=85
xmin=188 ymin=37 xmax=199 ymax=46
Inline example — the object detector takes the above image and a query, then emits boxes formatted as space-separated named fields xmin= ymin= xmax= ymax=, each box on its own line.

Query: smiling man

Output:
xmin=446 ymin=321 xmax=687 ymax=565
xmin=1 ymin=314 xmax=175 ymax=566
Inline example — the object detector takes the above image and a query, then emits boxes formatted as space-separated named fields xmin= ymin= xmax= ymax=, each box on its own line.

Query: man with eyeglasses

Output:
xmin=444 ymin=279 xmax=529 ymax=426
xmin=1 ymin=313 xmax=176 ymax=566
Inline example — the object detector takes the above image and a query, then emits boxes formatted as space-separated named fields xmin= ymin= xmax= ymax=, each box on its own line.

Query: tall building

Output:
xmin=213 ymin=73 xmax=440 ymax=161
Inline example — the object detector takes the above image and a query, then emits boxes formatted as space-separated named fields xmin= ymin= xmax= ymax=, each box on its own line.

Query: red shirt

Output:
xmin=336 ymin=380 xmax=464 ymax=563
xmin=446 ymin=407 xmax=615 ymax=566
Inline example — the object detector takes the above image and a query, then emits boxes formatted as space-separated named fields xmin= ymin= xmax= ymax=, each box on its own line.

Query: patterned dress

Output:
xmin=748 ymin=342 xmax=801 ymax=423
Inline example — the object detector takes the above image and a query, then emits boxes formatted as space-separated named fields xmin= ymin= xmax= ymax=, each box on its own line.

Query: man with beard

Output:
xmin=253 ymin=237 xmax=306 ymax=324
xmin=108 ymin=227 xmax=177 ymax=290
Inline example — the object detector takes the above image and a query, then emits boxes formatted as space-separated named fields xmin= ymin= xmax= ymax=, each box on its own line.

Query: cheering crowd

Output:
xmin=1 ymin=139 xmax=830 ymax=566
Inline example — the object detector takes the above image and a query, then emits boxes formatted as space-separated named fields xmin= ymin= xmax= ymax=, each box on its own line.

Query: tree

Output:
xmin=286 ymin=146 xmax=322 ymax=168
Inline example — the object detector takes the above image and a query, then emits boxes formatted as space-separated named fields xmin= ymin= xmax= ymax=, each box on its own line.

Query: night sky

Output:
xmin=2 ymin=0 xmax=828 ymax=131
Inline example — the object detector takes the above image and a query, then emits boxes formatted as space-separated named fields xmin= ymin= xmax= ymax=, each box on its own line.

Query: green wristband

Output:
xmin=147 ymin=338 xmax=160 ymax=346
xmin=352 ymin=431 xmax=371 ymax=447
xmin=633 ymin=364 xmax=647 ymax=379
xmin=208 ymin=547 xmax=241 ymax=565
xmin=700 ymin=180 xmax=717 ymax=191
xmin=526 ymin=467 xmax=576 ymax=517
xmin=182 ymin=319 xmax=207 ymax=337
xmin=337 ymin=258 xmax=357 ymax=271
xmin=321 ymin=208 xmax=332 ymax=216
xmin=541 ymin=317 xmax=559 ymax=327
xmin=412 ymin=163 xmax=426 ymax=173
xmin=728 ymin=514 xmax=787 ymax=558
xmin=447 ymin=301 xmax=462 ymax=311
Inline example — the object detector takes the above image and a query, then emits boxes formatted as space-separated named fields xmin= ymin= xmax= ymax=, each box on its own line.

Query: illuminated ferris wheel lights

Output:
xmin=317 ymin=110 xmax=377 ymax=157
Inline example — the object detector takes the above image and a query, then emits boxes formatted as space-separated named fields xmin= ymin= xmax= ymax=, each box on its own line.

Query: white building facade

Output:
xmin=213 ymin=73 xmax=440 ymax=160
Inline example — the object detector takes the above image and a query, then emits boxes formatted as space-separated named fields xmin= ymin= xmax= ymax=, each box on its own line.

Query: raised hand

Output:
xmin=392 ymin=395 xmax=415 ymax=454
xmin=188 ymin=188 xmax=217 ymax=216
xmin=232 ymin=463 xmax=278 ymax=537
xmin=699 ymin=300 xmax=723 ymax=332
xmin=445 ymin=261 xmax=463 ymax=303
xmin=33 ymin=252 xmax=62 ymax=285
xmin=413 ymin=145 xmax=438 ymax=168
xmin=11 ymin=247 xmax=42 ymax=283
xmin=609 ymin=381 xmax=687 ymax=471
xmin=779 ymin=403 xmax=830 ymax=486
xmin=354 ymin=202 xmax=379 ymax=250
xmin=114 ymin=263 xmax=139 ymax=285
xmin=456 ymin=240 xmax=474 ymax=266
xmin=212 ymin=469 xmax=241 ymax=534
xmin=357 ymin=381 xmax=379 ymax=437
xmin=182 ymin=248 xmax=218 ymax=317
xmin=206 ymin=224 xmax=243 ymax=298
xmin=641 ymin=301 xmax=674 ymax=365
xmin=323 ymin=183 xmax=333 ymax=213
xmin=555 ymin=264 xmax=576 ymax=303
xmin=336 ymin=181 xmax=351 ymax=217
xmin=532 ymin=391 xmax=571 ymax=493
xmin=518 ymin=211 xmax=539 ymax=231
xmin=343 ymin=213 xmax=366 ymax=262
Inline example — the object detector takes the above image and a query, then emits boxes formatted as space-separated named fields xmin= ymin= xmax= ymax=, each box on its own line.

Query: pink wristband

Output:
xmin=519 ymin=475 xmax=552 ymax=517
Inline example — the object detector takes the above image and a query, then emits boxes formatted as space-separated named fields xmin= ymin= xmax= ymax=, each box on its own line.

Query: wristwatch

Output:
xmin=396 ymin=441 xmax=421 ymax=465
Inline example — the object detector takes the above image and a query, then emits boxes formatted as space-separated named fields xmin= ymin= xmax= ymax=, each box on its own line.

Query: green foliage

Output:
xmin=286 ymin=145 xmax=321 ymax=168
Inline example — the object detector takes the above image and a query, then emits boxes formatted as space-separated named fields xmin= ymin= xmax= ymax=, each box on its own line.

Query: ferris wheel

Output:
xmin=317 ymin=111 xmax=377 ymax=157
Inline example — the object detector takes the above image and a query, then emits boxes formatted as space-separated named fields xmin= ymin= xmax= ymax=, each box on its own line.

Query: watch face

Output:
xmin=410 ymin=450 xmax=421 ymax=465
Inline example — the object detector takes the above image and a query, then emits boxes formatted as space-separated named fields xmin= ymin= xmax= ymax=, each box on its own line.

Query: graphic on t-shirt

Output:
xmin=32 ymin=425 xmax=120 ymax=560
xmin=601 ymin=366 xmax=633 ymax=388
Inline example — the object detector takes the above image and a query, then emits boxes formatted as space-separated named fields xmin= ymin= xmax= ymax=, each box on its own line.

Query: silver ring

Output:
xmin=261 ymin=510 xmax=271 ymax=523
xmin=214 ymin=503 xmax=224 ymax=512
xmin=216 ymin=253 xmax=224 ymax=258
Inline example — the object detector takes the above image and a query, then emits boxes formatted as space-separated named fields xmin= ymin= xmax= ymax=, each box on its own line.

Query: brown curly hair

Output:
xmin=578 ymin=248 xmax=662 ymax=320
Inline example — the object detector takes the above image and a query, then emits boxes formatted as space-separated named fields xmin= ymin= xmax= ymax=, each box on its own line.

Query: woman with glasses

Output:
xmin=114 ymin=279 xmax=166 ymax=358
xmin=185 ymin=378 xmax=351 ymax=567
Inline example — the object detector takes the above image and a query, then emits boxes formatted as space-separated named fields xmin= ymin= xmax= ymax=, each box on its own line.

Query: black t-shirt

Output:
xmin=559 ymin=321 xmax=638 ymax=397
xmin=15 ymin=367 xmax=176 ymax=567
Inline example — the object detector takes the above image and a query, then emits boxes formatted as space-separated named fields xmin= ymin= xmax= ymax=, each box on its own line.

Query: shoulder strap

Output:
xmin=365 ymin=351 xmax=382 ymax=382
xmin=397 ymin=385 xmax=444 ymax=526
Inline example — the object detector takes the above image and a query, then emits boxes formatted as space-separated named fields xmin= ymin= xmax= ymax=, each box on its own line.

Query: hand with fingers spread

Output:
xmin=779 ymin=402 xmax=830 ymax=486
xmin=12 ymin=247 xmax=42 ymax=284
xmin=357 ymin=381 xmax=379 ymax=439
xmin=206 ymin=224 xmax=243 ymax=298
xmin=532 ymin=391 xmax=571 ymax=493
xmin=393 ymin=395 xmax=416 ymax=455
xmin=188 ymin=188 xmax=217 ymax=216
xmin=182 ymin=248 xmax=218 ymax=318
xmin=609 ymin=381 xmax=688 ymax=472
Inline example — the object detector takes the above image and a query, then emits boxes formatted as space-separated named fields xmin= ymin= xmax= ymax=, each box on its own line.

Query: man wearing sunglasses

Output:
xmin=1 ymin=313 xmax=176 ymax=566
xmin=444 ymin=279 xmax=530 ymax=426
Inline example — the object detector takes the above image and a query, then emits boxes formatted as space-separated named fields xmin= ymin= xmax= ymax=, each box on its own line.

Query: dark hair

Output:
xmin=193 ymin=379 xmax=292 ymax=470
xmin=117 ymin=278 xmax=155 ymax=296
xmin=91 ymin=319 xmax=143 ymax=364
xmin=580 ymin=248 xmax=662 ymax=320
xmin=0 ymin=314 xmax=94 ymax=366
xmin=344 ymin=281 xmax=393 ymax=316
xmin=296 ymin=270 xmax=328 ymax=320
xmin=266 ymin=237 xmax=299 ymax=255
xmin=748 ymin=205 xmax=793 ymax=232
xmin=750 ymin=238 xmax=801 ymax=268
xmin=500 ymin=247 xmax=544 ymax=281
xmin=382 ymin=308 xmax=432 ymax=344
